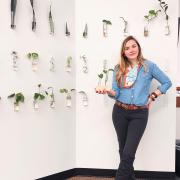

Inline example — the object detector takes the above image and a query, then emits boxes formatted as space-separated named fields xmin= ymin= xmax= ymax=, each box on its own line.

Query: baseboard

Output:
xmin=37 ymin=168 xmax=176 ymax=180
xmin=36 ymin=169 xmax=76 ymax=180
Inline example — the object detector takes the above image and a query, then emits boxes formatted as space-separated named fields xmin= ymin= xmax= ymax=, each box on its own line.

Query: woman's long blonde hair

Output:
xmin=116 ymin=36 xmax=146 ymax=86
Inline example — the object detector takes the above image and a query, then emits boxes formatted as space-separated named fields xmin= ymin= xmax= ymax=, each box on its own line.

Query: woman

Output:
xmin=95 ymin=35 xmax=172 ymax=180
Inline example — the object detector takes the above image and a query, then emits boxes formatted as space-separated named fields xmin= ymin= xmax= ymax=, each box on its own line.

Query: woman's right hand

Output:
xmin=95 ymin=86 xmax=107 ymax=94
xmin=95 ymin=86 xmax=116 ymax=96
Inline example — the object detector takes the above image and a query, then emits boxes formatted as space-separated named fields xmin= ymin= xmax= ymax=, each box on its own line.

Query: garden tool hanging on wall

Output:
xmin=30 ymin=0 xmax=36 ymax=31
xmin=49 ymin=4 xmax=54 ymax=35
xmin=11 ymin=0 xmax=17 ymax=29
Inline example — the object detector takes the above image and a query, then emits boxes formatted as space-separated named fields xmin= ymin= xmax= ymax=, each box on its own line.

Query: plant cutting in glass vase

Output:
xmin=45 ymin=87 xmax=55 ymax=109
xmin=144 ymin=9 xmax=161 ymax=37
xmin=78 ymin=91 xmax=88 ymax=106
xmin=59 ymin=88 xmax=75 ymax=107
xmin=11 ymin=0 xmax=17 ymax=29
xmin=8 ymin=92 xmax=25 ymax=112
xmin=119 ymin=17 xmax=128 ymax=36
xmin=33 ymin=84 xmax=46 ymax=110
xmin=49 ymin=4 xmax=54 ymax=35
xmin=158 ymin=0 xmax=170 ymax=35
xmin=103 ymin=59 xmax=108 ymax=72
xmin=49 ymin=56 xmax=55 ymax=72
xmin=65 ymin=22 xmax=70 ymax=36
xmin=97 ymin=73 xmax=103 ymax=86
xmin=97 ymin=59 xmax=106 ymax=86
xmin=102 ymin=19 xmax=112 ymax=37
xmin=103 ymin=68 xmax=114 ymax=90
xmin=66 ymin=56 xmax=72 ymax=72
xmin=83 ymin=23 xmax=88 ymax=38
xmin=11 ymin=51 xmax=18 ymax=71
xmin=80 ymin=55 xmax=88 ymax=73
xmin=27 ymin=52 xmax=39 ymax=71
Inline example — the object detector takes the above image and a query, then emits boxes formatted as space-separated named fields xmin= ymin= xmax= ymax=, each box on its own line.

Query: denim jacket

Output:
xmin=109 ymin=60 xmax=172 ymax=106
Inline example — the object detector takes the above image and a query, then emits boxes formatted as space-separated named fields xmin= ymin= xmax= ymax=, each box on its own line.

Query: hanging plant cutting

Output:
xmin=33 ymin=84 xmax=46 ymax=110
xmin=66 ymin=56 xmax=72 ymax=72
xmin=11 ymin=51 xmax=18 ymax=71
xmin=8 ymin=92 xmax=25 ymax=112
xmin=59 ymin=88 xmax=75 ymax=107
xmin=30 ymin=0 xmax=36 ymax=32
xmin=158 ymin=0 xmax=170 ymax=35
xmin=27 ymin=52 xmax=39 ymax=71
xmin=78 ymin=91 xmax=88 ymax=106
xmin=49 ymin=56 xmax=55 ymax=72
xmin=119 ymin=17 xmax=128 ymax=36
xmin=45 ymin=87 xmax=55 ymax=109
xmin=83 ymin=23 xmax=88 ymax=38
xmin=49 ymin=4 xmax=54 ymax=35
xmin=11 ymin=0 xmax=17 ymax=29
xmin=102 ymin=19 xmax=112 ymax=37
xmin=144 ymin=9 xmax=161 ymax=37
xmin=65 ymin=22 xmax=70 ymax=36
xmin=80 ymin=55 xmax=88 ymax=73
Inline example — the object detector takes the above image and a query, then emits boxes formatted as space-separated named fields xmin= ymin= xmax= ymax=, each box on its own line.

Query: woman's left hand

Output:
xmin=146 ymin=97 xmax=153 ymax=107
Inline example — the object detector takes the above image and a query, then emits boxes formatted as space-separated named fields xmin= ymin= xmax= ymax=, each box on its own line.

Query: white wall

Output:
xmin=76 ymin=0 xmax=177 ymax=172
xmin=177 ymin=0 xmax=180 ymax=140
xmin=177 ymin=36 xmax=180 ymax=139
xmin=0 ymin=0 xmax=178 ymax=179
xmin=0 ymin=0 xmax=75 ymax=180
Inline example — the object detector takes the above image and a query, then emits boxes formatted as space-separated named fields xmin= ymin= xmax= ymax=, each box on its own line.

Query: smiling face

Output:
xmin=123 ymin=39 xmax=139 ymax=62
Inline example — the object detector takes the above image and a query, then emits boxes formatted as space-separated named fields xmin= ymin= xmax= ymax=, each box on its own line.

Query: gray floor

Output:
xmin=68 ymin=175 xmax=180 ymax=180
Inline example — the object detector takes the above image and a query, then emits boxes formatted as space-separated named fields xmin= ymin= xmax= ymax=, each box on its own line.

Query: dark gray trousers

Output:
xmin=112 ymin=103 xmax=149 ymax=180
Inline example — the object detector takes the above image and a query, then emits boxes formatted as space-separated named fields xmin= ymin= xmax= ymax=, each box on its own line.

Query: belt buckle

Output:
xmin=130 ymin=105 xmax=137 ymax=110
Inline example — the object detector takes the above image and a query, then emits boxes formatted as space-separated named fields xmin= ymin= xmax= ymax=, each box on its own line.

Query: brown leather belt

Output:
xmin=115 ymin=101 xmax=148 ymax=110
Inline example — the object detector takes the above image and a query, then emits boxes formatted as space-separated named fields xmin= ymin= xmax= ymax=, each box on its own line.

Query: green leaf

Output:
xmin=166 ymin=14 xmax=169 ymax=20
xmin=45 ymin=91 xmax=48 ymax=95
xmin=20 ymin=95 xmax=24 ymax=102
xmin=32 ymin=53 xmax=39 ymax=60
xmin=38 ymin=84 xmax=41 ymax=88
xmin=102 ymin=20 xmax=112 ymax=25
xmin=98 ymin=74 xmax=103 ymax=79
xmin=8 ymin=93 xmax=15 ymax=98
xmin=59 ymin=89 xmax=64 ymax=93
xmin=103 ymin=70 xmax=107 ymax=74
xmin=149 ymin=10 xmax=156 ymax=15
xmin=106 ymin=20 xmax=112 ymax=25
xmin=60 ymin=89 xmax=68 ymax=93
xmin=144 ymin=15 xmax=149 ymax=19
xmin=39 ymin=94 xmax=45 ymax=100
xmin=27 ymin=53 xmax=31 ymax=59
xmin=165 ymin=6 xmax=168 ymax=12
xmin=108 ymin=68 xmax=114 ymax=72
xmin=16 ymin=93 xmax=24 ymax=103
xmin=34 ymin=93 xmax=40 ymax=100
xmin=64 ymin=89 xmax=68 ymax=93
